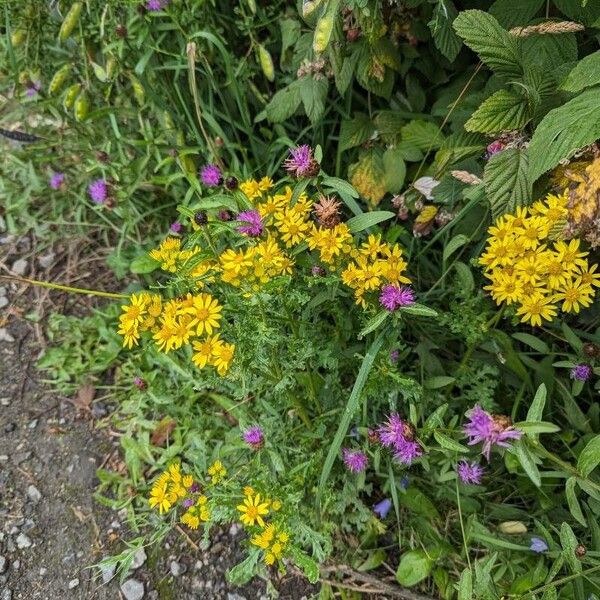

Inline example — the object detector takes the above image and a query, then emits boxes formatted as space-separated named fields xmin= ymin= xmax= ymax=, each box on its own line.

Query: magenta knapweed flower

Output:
xmin=50 ymin=172 xmax=65 ymax=190
xmin=394 ymin=439 xmax=422 ymax=465
xmin=146 ymin=0 xmax=167 ymax=10
xmin=25 ymin=81 xmax=41 ymax=97
xmin=530 ymin=537 xmax=548 ymax=553
xmin=236 ymin=210 xmax=263 ymax=237
xmin=311 ymin=265 xmax=325 ymax=277
xmin=390 ymin=349 xmax=400 ymax=363
xmin=379 ymin=285 xmax=415 ymax=311
xmin=170 ymin=222 xmax=182 ymax=234
xmin=133 ymin=376 xmax=146 ymax=390
xmin=373 ymin=498 xmax=392 ymax=519
xmin=457 ymin=461 xmax=484 ymax=484
xmin=284 ymin=145 xmax=319 ymax=178
xmin=182 ymin=498 xmax=194 ymax=508
xmin=571 ymin=363 xmax=593 ymax=381
xmin=378 ymin=413 xmax=422 ymax=465
xmin=463 ymin=405 xmax=522 ymax=461
xmin=243 ymin=426 xmax=264 ymax=449
xmin=200 ymin=164 xmax=222 ymax=187
xmin=485 ymin=140 xmax=505 ymax=159
xmin=88 ymin=179 xmax=107 ymax=204
xmin=342 ymin=448 xmax=368 ymax=473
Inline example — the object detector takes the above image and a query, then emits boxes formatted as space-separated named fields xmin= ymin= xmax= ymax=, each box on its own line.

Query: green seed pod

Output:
xmin=18 ymin=70 xmax=30 ymax=85
xmin=129 ymin=74 xmax=145 ymax=106
xmin=49 ymin=64 xmax=71 ymax=95
xmin=258 ymin=45 xmax=274 ymax=82
xmin=313 ymin=14 xmax=334 ymax=54
xmin=245 ymin=0 xmax=256 ymax=13
xmin=74 ymin=91 xmax=89 ymax=122
xmin=11 ymin=29 xmax=26 ymax=47
xmin=63 ymin=83 xmax=81 ymax=110
xmin=59 ymin=2 xmax=83 ymax=43
xmin=106 ymin=57 xmax=117 ymax=80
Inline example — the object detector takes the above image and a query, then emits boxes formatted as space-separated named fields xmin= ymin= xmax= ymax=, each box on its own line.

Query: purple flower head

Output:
xmin=463 ymin=405 xmax=522 ymax=461
xmin=530 ymin=537 xmax=549 ymax=553
xmin=457 ymin=461 xmax=484 ymax=485
xmin=379 ymin=285 xmax=415 ymax=311
xmin=311 ymin=265 xmax=325 ymax=277
xmin=182 ymin=498 xmax=194 ymax=509
xmin=378 ymin=413 xmax=409 ymax=449
xmin=133 ymin=376 xmax=146 ymax=390
xmin=389 ymin=349 xmax=400 ymax=364
xmin=218 ymin=210 xmax=232 ymax=222
xmin=342 ymin=448 xmax=368 ymax=473
xmin=393 ymin=438 xmax=422 ymax=466
xmin=485 ymin=140 xmax=505 ymax=160
xmin=349 ymin=426 xmax=360 ymax=440
xmin=170 ymin=222 xmax=182 ymax=234
xmin=236 ymin=210 xmax=263 ymax=237
xmin=284 ymin=145 xmax=319 ymax=178
xmin=571 ymin=363 xmax=593 ymax=382
xmin=399 ymin=475 xmax=409 ymax=490
xmin=25 ymin=81 xmax=41 ymax=97
xmin=200 ymin=164 xmax=222 ymax=187
xmin=190 ymin=482 xmax=200 ymax=493
xmin=373 ymin=498 xmax=392 ymax=519
xmin=50 ymin=172 xmax=65 ymax=190
xmin=243 ymin=426 xmax=264 ymax=449
xmin=88 ymin=179 xmax=107 ymax=204
xmin=146 ymin=0 xmax=167 ymax=10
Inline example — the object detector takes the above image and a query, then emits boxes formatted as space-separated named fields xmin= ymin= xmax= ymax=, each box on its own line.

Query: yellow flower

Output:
xmin=554 ymin=239 xmax=589 ymax=272
xmin=516 ymin=293 xmax=557 ymax=326
xmin=515 ymin=216 xmax=550 ymax=248
xmin=271 ymin=499 xmax=282 ymax=511
xmin=168 ymin=463 xmax=182 ymax=483
xmin=183 ymin=475 xmax=194 ymax=489
xmin=274 ymin=211 xmax=311 ymax=247
xmin=243 ymin=486 xmax=255 ymax=497
xmin=484 ymin=270 xmax=523 ymax=305
xmin=149 ymin=482 xmax=171 ymax=514
xmin=186 ymin=293 xmax=223 ymax=336
xmin=360 ymin=234 xmax=386 ymax=260
xmin=258 ymin=176 xmax=274 ymax=192
xmin=191 ymin=335 xmax=221 ymax=369
xmin=240 ymin=179 xmax=262 ymax=200
xmin=554 ymin=278 xmax=594 ymax=314
xmin=577 ymin=263 xmax=600 ymax=288
xmin=212 ymin=341 xmax=235 ymax=376
xmin=150 ymin=237 xmax=182 ymax=272
xmin=207 ymin=460 xmax=227 ymax=484
xmin=118 ymin=320 xmax=140 ymax=349
xmin=237 ymin=493 xmax=270 ymax=527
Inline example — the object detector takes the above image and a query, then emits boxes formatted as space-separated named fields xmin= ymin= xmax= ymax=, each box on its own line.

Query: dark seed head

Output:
xmin=575 ymin=544 xmax=587 ymax=558
xmin=96 ymin=151 xmax=109 ymax=163
xmin=225 ymin=176 xmax=238 ymax=190
xmin=116 ymin=24 xmax=128 ymax=38
xmin=583 ymin=342 xmax=600 ymax=359
xmin=218 ymin=210 xmax=231 ymax=221
xmin=194 ymin=211 xmax=208 ymax=226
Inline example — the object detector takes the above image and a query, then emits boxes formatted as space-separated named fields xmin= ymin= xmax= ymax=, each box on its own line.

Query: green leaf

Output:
xmin=400 ymin=303 xmax=438 ymax=318
xmin=489 ymin=0 xmax=545 ymax=28
xmin=382 ymin=147 xmax=406 ymax=193
xmin=566 ymin=477 xmax=586 ymax=526
xmin=290 ymin=548 xmax=320 ymax=583
xmin=577 ymin=435 xmax=600 ymax=477
xmin=526 ymin=384 xmax=547 ymax=422
xmin=465 ymin=89 xmax=529 ymax=134
xmin=300 ymin=76 xmax=328 ymax=123
xmin=434 ymin=431 xmax=469 ymax=453
xmin=358 ymin=311 xmax=389 ymax=339
xmin=401 ymin=120 xmax=443 ymax=151
xmin=484 ymin=148 xmax=530 ymax=218
xmin=443 ymin=234 xmax=469 ymax=262
xmin=265 ymin=80 xmax=302 ymax=123
xmin=553 ymin=0 xmax=600 ymax=25
xmin=559 ymin=522 xmax=581 ymax=573
xmin=321 ymin=176 xmax=359 ymax=199
xmin=513 ymin=333 xmax=550 ymax=354
xmin=399 ymin=487 xmax=440 ymax=519
xmin=130 ymin=255 xmax=159 ymax=274
xmin=453 ymin=10 xmax=523 ymax=79
xmin=339 ymin=114 xmax=375 ymax=152
xmin=458 ymin=567 xmax=473 ymax=600
xmin=424 ymin=376 xmax=456 ymax=389
xmin=514 ymin=421 xmax=560 ymax=434
xmin=515 ymin=440 xmax=541 ymax=487
xmin=347 ymin=211 xmax=395 ymax=233
xmin=428 ymin=0 xmax=462 ymax=62
xmin=396 ymin=550 xmax=433 ymax=587
xmin=529 ymin=89 xmax=600 ymax=182
xmin=226 ymin=551 xmax=259 ymax=585
xmin=561 ymin=50 xmax=600 ymax=93
xmin=191 ymin=195 xmax=238 ymax=211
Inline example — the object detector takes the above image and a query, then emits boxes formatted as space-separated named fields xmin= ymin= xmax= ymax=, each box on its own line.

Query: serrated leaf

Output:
xmin=443 ymin=234 xmax=468 ymax=262
xmin=561 ymin=50 xmax=600 ymax=93
xmin=428 ymin=0 xmax=462 ymax=62
xmin=290 ymin=548 xmax=320 ymax=583
xmin=465 ymin=89 xmax=529 ymax=134
xmin=396 ymin=550 xmax=433 ymax=587
xmin=300 ymin=76 xmax=328 ymax=124
xmin=453 ymin=10 xmax=523 ymax=79
xmin=401 ymin=120 xmax=443 ymax=151
xmin=489 ymin=0 xmax=544 ymax=28
xmin=339 ymin=114 xmax=375 ymax=152
xmin=553 ymin=0 xmax=600 ymax=25
xmin=566 ymin=477 xmax=586 ymax=526
xmin=400 ymin=303 xmax=438 ymax=318
xmin=347 ymin=211 xmax=395 ymax=233
xmin=265 ymin=80 xmax=302 ymax=123
xmin=226 ymin=551 xmax=260 ymax=585
xmin=577 ymin=435 xmax=600 ymax=477
xmin=382 ymin=147 xmax=406 ymax=193
xmin=130 ymin=255 xmax=159 ymax=274
xmin=529 ymin=89 xmax=600 ymax=182
xmin=484 ymin=148 xmax=530 ymax=218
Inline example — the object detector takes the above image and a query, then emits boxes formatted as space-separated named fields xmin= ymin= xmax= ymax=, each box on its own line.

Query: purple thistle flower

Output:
xmin=389 ymin=349 xmax=400 ymax=364
xmin=342 ymin=448 xmax=368 ymax=473
xmin=133 ymin=376 xmax=147 ymax=390
xmin=218 ymin=210 xmax=232 ymax=221
xmin=88 ymin=179 xmax=107 ymax=204
xmin=50 ymin=172 xmax=65 ymax=190
xmin=284 ymin=145 xmax=319 ymax=178
xmin=25 ymin=81 xmax=41 ymax=97
xmin=200 ymin=164 xmax=222 ymax=187
xmin=393 ymin=438 xmax=422 ymax=466
xmin=571 ymin=363 xmax=593 ymax=382
xmin=530 ymin=537 xmax=549 ymax=553
xmin=311 ymin=265 xmax=325 ymax=277
xmin=243 ymin=426 xmax=264 ymax=449
xmin=379 ymin=285 xmax=415 ymax=311
xmin=170 ymin=222 xmax=182 ymax=234
xmin=378 ymin=413 xmax=409 ymax=449
xmin=373 ymin=498 xmax=392 ymax=519
xmin=190 ymin=482 xmax=200 ymax=493
xmin=463 ymin=405 xmax=522 ymax=461
xmin=146 ymin=0 xmax=167 ymax=10
xmin=236 ymin=210 xmax=263 ymax=237
xmin=457 ymin=461 xmax=484 ymax=484
xmin=182 ymin=498 xmax=194 ymax=509
xmin=484 ymin=140 xmax=505 ymax=160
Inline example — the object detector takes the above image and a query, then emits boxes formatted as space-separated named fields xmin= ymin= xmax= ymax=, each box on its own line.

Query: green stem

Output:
xmin=0 ymin=276 xmax=129 ymax=299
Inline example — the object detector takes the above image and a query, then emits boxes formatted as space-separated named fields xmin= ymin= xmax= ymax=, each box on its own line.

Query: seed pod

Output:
xmin=313 ymin=14 xmax=334 ymax=54
xmin=74 ymin=91 xmax=90 ymax=122
xmin=18 ymin=71 xmax=30 ymax=85
xmin=11 ymin=29 xmax=26 ymax=47
xmin=257 ymin=45 xmax=274 ymax=82
xmin=245 ymin=0 xmax=256 ymax=13
xmin=106 ymin=57 xmax=117 ymax=80
xmin=63 ymin=83 xmax=81 ymax=110
xmin=49 ymin=64 xmax=71 ymax=95
xmin=129 ymin=74 xmax=145 ymax=106
xmin=59 ymin=2 xmax=83 ymax=42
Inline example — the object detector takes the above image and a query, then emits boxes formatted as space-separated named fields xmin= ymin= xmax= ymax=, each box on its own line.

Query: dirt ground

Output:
xmin=0 ymin=234 xmax=318 ymax=600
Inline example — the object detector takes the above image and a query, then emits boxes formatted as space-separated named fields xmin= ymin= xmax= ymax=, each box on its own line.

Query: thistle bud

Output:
xmin=194 ymin=211 xmax=208 ymax=226
xmin=225 ymin=176 xmax=238 ymax=190
xmin=116 ymin=24 xmax=128 ymax=38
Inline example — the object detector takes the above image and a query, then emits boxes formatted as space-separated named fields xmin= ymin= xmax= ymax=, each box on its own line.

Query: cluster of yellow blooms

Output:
xmin=479 ymin=193 xmax=600 ymax=326
xmin=236 ymin=487 xmax=288 ymax=566
xmin=118 ymin=291 xmax=235 ymax=375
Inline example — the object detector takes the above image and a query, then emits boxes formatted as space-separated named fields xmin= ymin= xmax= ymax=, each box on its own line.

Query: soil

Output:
xmin=0 ymin=234 xmax=318 ymax=600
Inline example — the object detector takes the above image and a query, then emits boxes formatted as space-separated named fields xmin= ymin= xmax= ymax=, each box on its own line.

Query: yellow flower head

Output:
xmin=236 ymin=493 xmax=270 ymax=527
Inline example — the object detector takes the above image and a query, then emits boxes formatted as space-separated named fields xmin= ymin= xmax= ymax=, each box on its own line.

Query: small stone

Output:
xmin=28 ymin=419 xmax=38 ymax=429
xmin=39 ymin=567 xmax=47 ymax=576
xmin=0 ymin=398 xmax=9 ymax=406
xmin=0 ymin=329 xmax=15 ymax=343
xmin=15 ymin=534 xmax=32 ymax=549
xmin=68 ymin=579 xmax=79 ymax=589
xmin=170 ymin=560 xmax=184 ymax=577
xmin=38 ymin=252 xmax=55 ymax=269
xmin=1 ymin=589 xmax=12 ymax=600
xmin=0 ymin=297 xmax=7 ymax=309
xmin=91 ymin=402 xmax=108 ymax=419
xmin=227 ymin=594 xmax=248 ymax=600
xmin=27 ymin=485 xmax=41 ymax=504
xmin=131 ymin=548 xmax=146 ymax=570
xmin=100 ymin=559 xmax=116 ymax=584
xmin=10 ymin=259 xmax=27 ymax=276
xmin=228 ymin=523 xmax=242 ymax=537
xmin=11 ymin=560 xmax=19 ymax=571
xmin=0 ymin=556 xmax=7 ymax=574
xmin=120 ymin=578 xmax=144 ymax=600
xmin=4 ymin=422 xmax=16 ymax=433
xmin=0 ymin=456 xmax=8 ymax=462
xmin=147 ymin=592 xmax=159 ymax=600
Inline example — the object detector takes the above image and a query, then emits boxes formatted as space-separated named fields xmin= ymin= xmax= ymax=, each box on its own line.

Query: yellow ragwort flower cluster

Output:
xmin=479 ymin=193 xmax=600 ymax=326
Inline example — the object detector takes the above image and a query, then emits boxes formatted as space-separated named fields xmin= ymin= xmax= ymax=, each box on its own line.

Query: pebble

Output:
xmin=28 ymin=419 xmax=38 ymax=429
xmin=0 ymin=556 xmax=7 ymax=574
xmin=68 ymin=579 xmax=79 ymax=589
xmin=228 ymin=523 xmax=242 ymax=536
xmin=100 ymin=559 xmax=116 ymax=584
xmin=1 ymin=589 xmax=12 ymax=600
xmin=11 ymin=560 xmax=19 ymax=571
xmin=38 ymin=252 xmax=55 ymax=269
xmin=0 ymin=456 xmax=8 ymax=462
xmin=15 ymin=534 xmax=32 ymax=549
xmin=131 ymin=548 xmax=147 ymax=570
xmin=39 ymin=567 xmax=47 ymax=576
xmin=0 ymin=398 xmax=9 ymax=406
xmin=170 ymin=560 xmax=184 ymax=577
xmin=0 ymin=329 xmax=15 ymax=343
xmin=227 ymin=594 xmax=247 ymax=600
xmin=120 ymin=578 xmax=144 ymax=600
xmin=27 ymin=485 xmax=42 ymax=504
xmin=4 ymin=423 xmax=16 ymax=433
xmin=0 ymin=297 xmax=7 ymax=309
xmin=11 ymin=259 xmax=27 ymax=276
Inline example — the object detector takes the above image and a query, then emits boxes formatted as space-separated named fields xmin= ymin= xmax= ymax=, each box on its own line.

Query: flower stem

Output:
xmin=0 ymin=275 xmax=129 ymax=299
